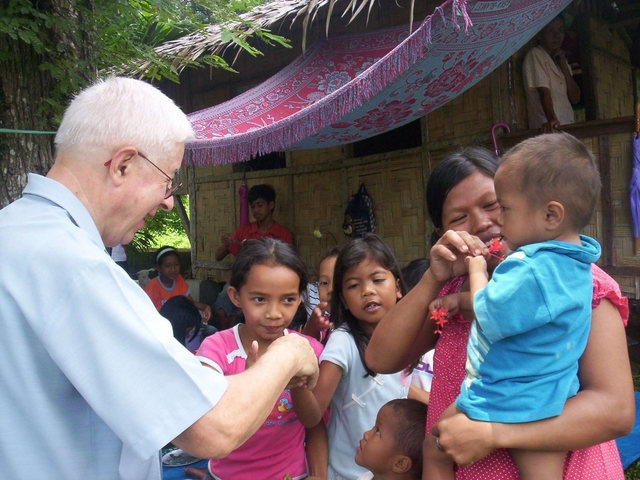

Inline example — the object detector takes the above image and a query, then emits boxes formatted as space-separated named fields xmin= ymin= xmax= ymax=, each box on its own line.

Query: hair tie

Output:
xmin=156 ymin=247 xmax=177 ymax=264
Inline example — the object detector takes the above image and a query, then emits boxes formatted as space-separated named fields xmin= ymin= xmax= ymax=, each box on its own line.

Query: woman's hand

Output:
xmin=432 ymin=411 xmax=498 ymax=466
xmin=429 ymin=230 xmax=487 ymax=282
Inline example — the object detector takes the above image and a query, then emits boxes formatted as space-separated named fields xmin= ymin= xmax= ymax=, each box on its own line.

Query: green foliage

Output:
xmin=130 ymin=195 xmax=191 ymax=253
xmin=1 ymin=0 xmax=287 ymax=121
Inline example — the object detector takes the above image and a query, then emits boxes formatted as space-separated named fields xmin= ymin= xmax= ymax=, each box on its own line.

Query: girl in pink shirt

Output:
xmin=196 ymin=238 xmax=324 ymax=480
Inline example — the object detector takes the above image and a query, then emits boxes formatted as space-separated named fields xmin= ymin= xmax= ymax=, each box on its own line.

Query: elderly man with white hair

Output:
xmin=0 ymin=77 xmax=319 ymax=480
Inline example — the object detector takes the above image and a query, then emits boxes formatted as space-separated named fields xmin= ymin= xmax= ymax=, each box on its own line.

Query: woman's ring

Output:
xmin=435 ymin=437 xmax=445 ymax=452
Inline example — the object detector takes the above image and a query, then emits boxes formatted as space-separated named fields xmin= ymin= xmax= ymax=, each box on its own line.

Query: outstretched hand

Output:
xmin=302 ymin=302 xmax=332 ymax=341
xmin=428 ymin=230 xmax=487 ymax=282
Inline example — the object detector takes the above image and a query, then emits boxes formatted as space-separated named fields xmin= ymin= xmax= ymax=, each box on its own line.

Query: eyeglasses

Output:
xmin=104 ymin=151 xmax=182 ymax=199
xmin=137 ymin=152 xmax=182 ymax=199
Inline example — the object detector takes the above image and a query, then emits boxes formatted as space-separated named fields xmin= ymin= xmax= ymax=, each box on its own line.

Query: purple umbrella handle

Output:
xmin=491 ymin=123 xmax=511 ymax=157
xmin=239 ymin=183 xmax=249 ymax=225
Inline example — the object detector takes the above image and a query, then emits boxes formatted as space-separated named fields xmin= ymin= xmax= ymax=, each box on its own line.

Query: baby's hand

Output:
xmin=429 ymin=295 xmax=461 ymax=318
xmin=465 ymin=254 xmax=488 ymax=276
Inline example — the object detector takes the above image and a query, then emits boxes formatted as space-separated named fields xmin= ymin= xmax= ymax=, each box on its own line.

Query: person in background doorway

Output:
xmin=523 ymin=15 xmax=580 ymax=133
xmin=215 ymin=184 xmax=292 ymax=261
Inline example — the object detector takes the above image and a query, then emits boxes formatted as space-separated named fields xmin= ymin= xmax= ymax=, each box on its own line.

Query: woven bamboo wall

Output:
xmin=609 ymin=134 xmax=637 ymax=264
xmin=589 ymin=17 xmax=635 ymax=120
xmin=426 ymin=76 xmax=494 ymax=142
xmin=192 ymin=151 xmax=426 ymax=280
xmin=293 ymin=168 xmax=347 ymax=268
xmin=345 ymin=155 xmax=427 ymax=266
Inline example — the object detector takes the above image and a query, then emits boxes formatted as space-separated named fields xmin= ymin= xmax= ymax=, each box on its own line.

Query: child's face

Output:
xmin=339 ymin=258 xmax=402 ymax=335
xmin=494 ymin=167 xmax=548 ymax=251
xmin=250 ymin=198 xmax=275 ymax=222
xmin=157 ymin=254 xmax=180 ymax=282
xmin=355 ymin=404 xmax=401 ymax=473
xmin=229 ymin=264 xmax=302 ymax=342
xmin=318 ymin=255 xmax=337 ymax=311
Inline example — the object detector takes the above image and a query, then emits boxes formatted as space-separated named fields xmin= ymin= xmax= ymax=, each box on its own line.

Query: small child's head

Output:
xmin=228 ymin=238 xmax=308 ymax=339
xmin=355 ymin=399 xmax=427 ymax=480
xmin=332 ymin=233 xmax=405 ymax=375
xmin=401 ymin=258 xmax=430 ymax=293
xmin=154 ymin=246 xmax=181 ymax=281
xmin=159 ymin=295 xmax=201 ymax=346
xmin=248 ymin=184 xmax=276 ymax=221
xmin=317 ymin=246 xmax=342 ymax=311
xmin=495 ymin=133 xmax=600 ymax=251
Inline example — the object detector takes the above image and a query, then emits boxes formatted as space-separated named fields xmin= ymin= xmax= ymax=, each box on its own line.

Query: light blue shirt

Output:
xmin=0 ymin=174 xmax=228 ymax=479
xmin=320 ymin=327 xmax=410 ymax=480
xmin=456 ymin=235 xmax=601 ymax=423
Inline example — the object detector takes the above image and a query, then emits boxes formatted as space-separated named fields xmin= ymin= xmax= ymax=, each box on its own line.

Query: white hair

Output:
xmin=55 ymin=77 xmax=194 ymax=160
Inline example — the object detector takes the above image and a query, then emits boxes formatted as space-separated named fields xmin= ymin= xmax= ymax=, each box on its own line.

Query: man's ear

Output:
xmin=227 ymin=286 xmax=242 ymax=308
xmin=391 ymin=455 xmax=412 ymax=474
xmin=268 ymin=201 xmax=275 ymax=213
xmin=544 ymin=201 xmax=565 ymax=230
xmin=106 ymin=146 xmax=138 ymax=187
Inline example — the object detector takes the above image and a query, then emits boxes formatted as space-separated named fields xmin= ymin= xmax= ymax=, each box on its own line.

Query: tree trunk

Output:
xmin=0 ymin=0 xmax=95 ymax=210
xmin=0 ymin=34 xmax=56 ymax=209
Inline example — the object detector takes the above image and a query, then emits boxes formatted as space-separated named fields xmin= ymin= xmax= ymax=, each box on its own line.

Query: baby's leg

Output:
xmin=510 ymin=448 xmax=565 ymax=480
xmin=422 ymin=403 xmax=457 ymax=480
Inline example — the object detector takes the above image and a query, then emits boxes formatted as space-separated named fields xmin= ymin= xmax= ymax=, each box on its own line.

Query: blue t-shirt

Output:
xmin=455 ymin=235 xmax=601 ymax=423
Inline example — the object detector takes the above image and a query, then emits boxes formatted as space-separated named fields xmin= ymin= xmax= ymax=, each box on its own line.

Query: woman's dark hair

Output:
xmin=401 ymin=258 xmax=430 ymax=292
xmin=330 ymin=233 xmax=406 ymax=377
xmin=426 ymin=147 xmax=498 ymax=245
xmin=159 ymin=295 xmax=201 ymax=346
xmin=229 ymin=238 xmax=308 ymax=323
xmin=154 ymin=245 xmax=180 ymax=267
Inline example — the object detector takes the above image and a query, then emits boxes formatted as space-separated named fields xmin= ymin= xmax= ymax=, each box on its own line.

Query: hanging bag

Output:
xmin=342 ymin=183 xmax=376 ymax=237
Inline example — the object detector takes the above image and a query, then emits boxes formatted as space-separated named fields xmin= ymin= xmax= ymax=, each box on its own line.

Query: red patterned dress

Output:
xmin=426 ymin=264 xmax=629 ymax=480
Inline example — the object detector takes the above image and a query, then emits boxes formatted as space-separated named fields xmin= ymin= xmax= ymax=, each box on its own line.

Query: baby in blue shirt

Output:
xmin=425 ymin=132 xmax=602 ymax=480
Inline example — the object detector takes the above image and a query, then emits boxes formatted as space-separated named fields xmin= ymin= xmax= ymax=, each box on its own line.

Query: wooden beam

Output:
xmin=600 ymin=265 xmax=640 ymax=277
xmin=598 ymin=134 xmax=613 ymax=266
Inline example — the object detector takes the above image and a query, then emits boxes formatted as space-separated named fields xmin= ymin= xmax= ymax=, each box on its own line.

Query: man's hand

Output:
xmin=269 ymin=334 xmax=319 ymax=390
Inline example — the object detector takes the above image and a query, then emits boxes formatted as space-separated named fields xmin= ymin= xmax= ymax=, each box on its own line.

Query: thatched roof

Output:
xmin=152 ymin=0 xmax=416 ymax=70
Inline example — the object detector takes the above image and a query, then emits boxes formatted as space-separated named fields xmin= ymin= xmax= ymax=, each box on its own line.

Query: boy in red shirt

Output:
xmin=215 ymin=184 xmax=292 ymax=261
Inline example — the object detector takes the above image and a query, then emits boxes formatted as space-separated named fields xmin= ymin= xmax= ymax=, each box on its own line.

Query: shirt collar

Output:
xmin=23 ymin=173 xmax=106 ymax=251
